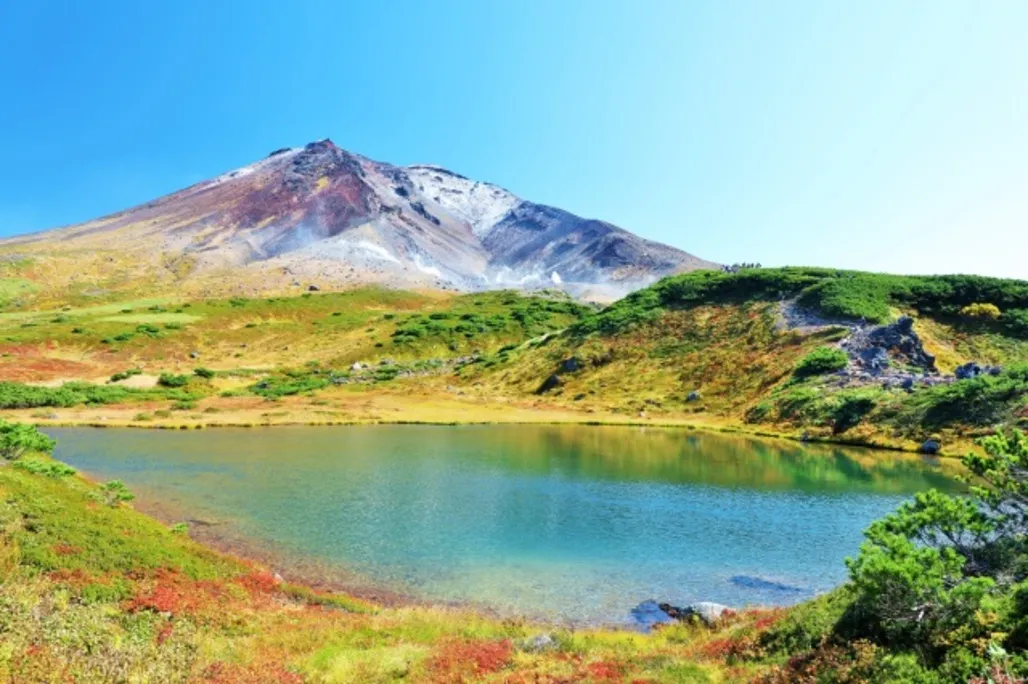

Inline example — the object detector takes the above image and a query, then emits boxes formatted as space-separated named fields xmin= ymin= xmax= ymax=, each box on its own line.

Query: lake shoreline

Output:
xmin=50 ymin=423 xmax=962 ymax=626
xmin=10 ymin=399 xmax=974 ymax=458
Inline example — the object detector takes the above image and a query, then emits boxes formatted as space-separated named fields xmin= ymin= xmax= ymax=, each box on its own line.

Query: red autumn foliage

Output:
xmin=125 ymin=569 xmax=229 ymax=617
xmin=236 ymin=570 xmax=280 ymax=595
xmin=428 ymin=639 xmax=513 ymax=682
xmin=584 ymin=660 xmax=625 ymax=682
xmin=47 ymin=568 xmax=93 ymax=587
xmin=51 ymin=543 xmax=82 ymax=556
xmin=753 ymin=613 xmax=784 ymax=631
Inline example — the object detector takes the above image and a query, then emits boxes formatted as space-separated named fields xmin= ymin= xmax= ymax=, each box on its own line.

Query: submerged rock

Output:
xmin=730 ymin=575 xmax=805 ymax=594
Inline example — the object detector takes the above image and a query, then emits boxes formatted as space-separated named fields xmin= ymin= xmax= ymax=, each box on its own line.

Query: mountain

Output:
xmin=0 ymin=140 xmax=716 ymax=301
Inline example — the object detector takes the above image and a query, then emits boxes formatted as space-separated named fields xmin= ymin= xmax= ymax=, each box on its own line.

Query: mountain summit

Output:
xmin=2 ymin=140 xmax=716 ymax=299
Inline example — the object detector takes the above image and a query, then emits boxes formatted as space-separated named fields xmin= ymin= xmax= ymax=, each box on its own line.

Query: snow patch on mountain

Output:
xmin=356 ymin=240 xmax=401 ymax=264
xmin=406 ymin=165 xmax=520 ymax=236
xmin=414 ymin=255 xmax=443 ymax=278
xmin=207 ymin=147 xmax=301 ymax=188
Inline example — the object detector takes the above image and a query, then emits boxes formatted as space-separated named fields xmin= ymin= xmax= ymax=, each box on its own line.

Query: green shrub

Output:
xmin=13 ymin=457 xmax=77 ymax=477
xmin=847 ymin=431 xmax=1028 ymax=667
xmin=193 ymin=367 xmax=216 ymax=379
xmin=110 ymin=368 xmax=142 ymax=383
xmin=0 ymin=421 xmax=56 ymax=460
xmin=157 ymin=373 xmax=189 ymax=388
xmin=571 ymin=268 xmax=1028 ymax=337
xmin=960 ymin=302 xmax=1002 ymax=320
xmin=94 ymin=480 xmax=135 ymax=507
xmin=794 ymin=347 xmax=849 ymax=378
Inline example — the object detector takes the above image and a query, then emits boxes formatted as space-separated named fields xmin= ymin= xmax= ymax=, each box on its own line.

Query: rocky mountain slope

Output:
xmin=0 ymin=140 xmax=715 ymax=301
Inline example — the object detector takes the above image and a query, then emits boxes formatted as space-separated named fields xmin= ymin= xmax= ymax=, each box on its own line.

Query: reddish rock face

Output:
xmin=228 ymin=142 xmax=378 ymax=256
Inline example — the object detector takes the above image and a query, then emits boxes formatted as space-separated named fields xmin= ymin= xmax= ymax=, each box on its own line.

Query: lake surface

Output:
xmin=49 ymin=425 xmax=959 ymax=625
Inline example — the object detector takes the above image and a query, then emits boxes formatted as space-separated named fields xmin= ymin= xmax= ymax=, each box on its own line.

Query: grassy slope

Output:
xmin=1 ymin=453 xmax=784 ymax=683
xmin=0 ymin=268 xmax=1023 ymax=452
xmin=456 ymin=269 xmax=1028 ymax=452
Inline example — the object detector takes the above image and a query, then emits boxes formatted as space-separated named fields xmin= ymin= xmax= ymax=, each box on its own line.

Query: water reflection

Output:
xmin=49 ymin=425 xmax=961 ymax=624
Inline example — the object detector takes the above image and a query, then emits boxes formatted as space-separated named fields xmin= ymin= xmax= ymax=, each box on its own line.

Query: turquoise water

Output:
xmin=49 ymin=425 xmax=959 ymax=625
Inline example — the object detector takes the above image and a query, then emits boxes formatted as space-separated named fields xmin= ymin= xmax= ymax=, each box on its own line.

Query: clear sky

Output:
xmin=0 ymin=1 xmax=1025 ymax=278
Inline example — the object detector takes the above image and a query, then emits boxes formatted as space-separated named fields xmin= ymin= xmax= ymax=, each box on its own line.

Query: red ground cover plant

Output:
xmin=125 ymin=569 xmax=232 ymax=617
xmin=583 ymin=660 xmax=626 ymax=682
xmin=427 ymin=638 xmax=514 ymax=682
xmin=235 ymin=569 xmax=280 ymax=595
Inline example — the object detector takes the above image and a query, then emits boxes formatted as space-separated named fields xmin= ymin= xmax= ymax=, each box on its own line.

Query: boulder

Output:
xmin=683 ymin=602 xmax=731 ymax=626
xmin=848 ymin=316 xmax=937 ymax=375
xmin=536 ymin=374 xmax=563 ymax=394
xmin=921 ymin=438 xmax=942 ymax=455
xmin=559 ymin=357 xmax=581 ymax=373
xmin=956 ymin=362 xmax=982 ymax=380
xmin=520 ymin=633 xmax=557 ymax=653
xmin=629 ymin=600 xmax=677 ymax=631
xmin=636 ymin=600 xmax=732 ymax=628
xmin=686 ymin=390 xmax=701 ymax=402
xmin=307 ymin=284 xmax=320 ymax=292
xmin=956 ymin=362 xmax=1003 ymax=380
xmin=189 ymin=350 xmax=201 ymax=359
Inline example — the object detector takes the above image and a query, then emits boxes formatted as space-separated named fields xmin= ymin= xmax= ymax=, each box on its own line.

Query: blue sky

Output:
xmin=0 ymin=1 xmax=1025 ymax=278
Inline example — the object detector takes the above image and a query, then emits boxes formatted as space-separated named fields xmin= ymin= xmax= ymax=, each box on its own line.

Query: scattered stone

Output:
xmin=351 ymin=362 xmax=363 ymax=371
xmin=307 ymin=284 xmax=320 ymax=292
xmin=955 ymin=362 xmax=1003 ymax=380
xmin=921 ymin=438 xmax=942 ymax=455
xmin=189 ymin=350 xmax=201 ymax=359
xmin=521 ymin=633 xmax=558 ymax=653
xmin=686 ymin=390 xmax=701 ymax=402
